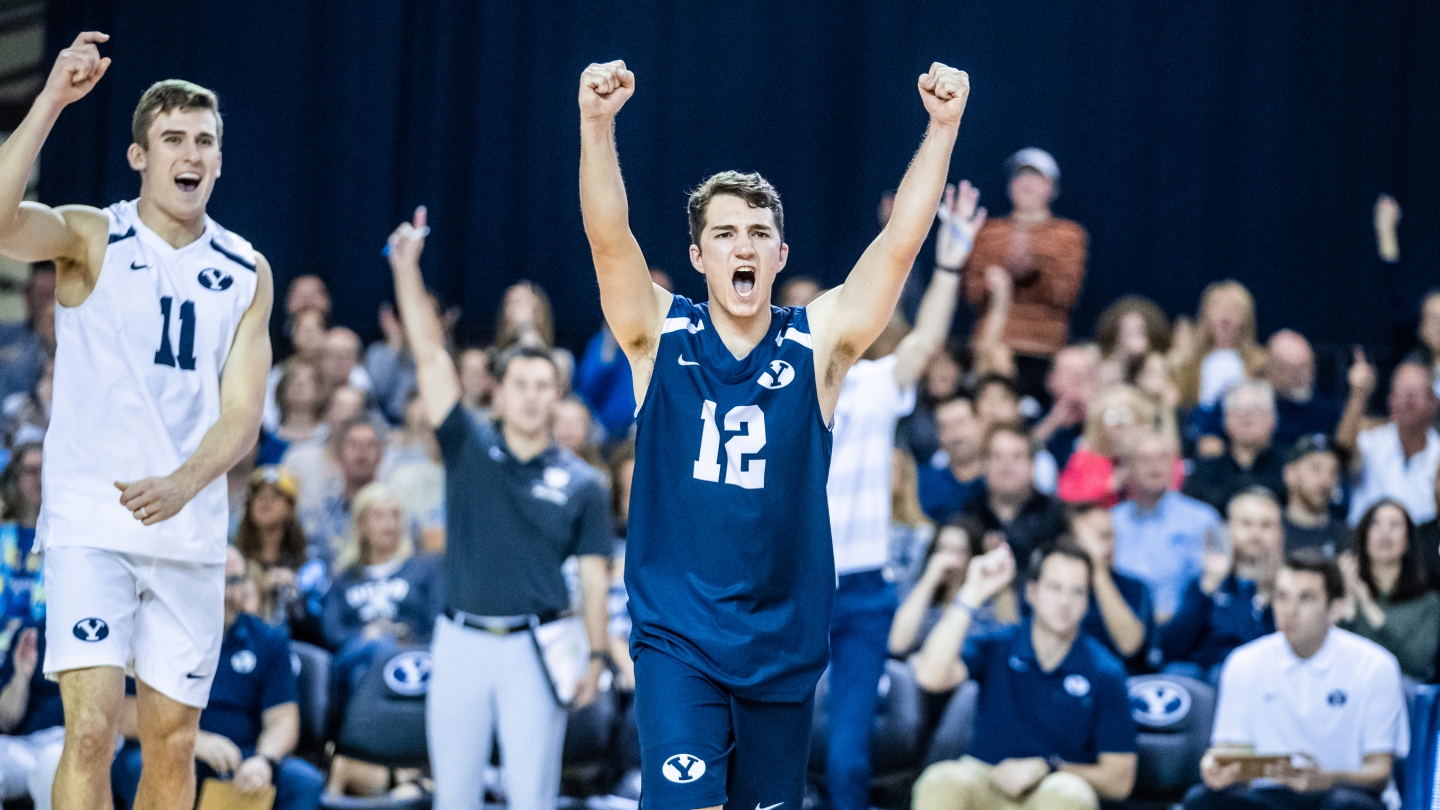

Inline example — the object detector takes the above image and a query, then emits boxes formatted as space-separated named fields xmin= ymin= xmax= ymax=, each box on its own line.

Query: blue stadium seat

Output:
xmin=321 ymin=647 xmax=433 ymax=810
xmin=1126 ymin=674 xmax=1215 ymax=803
xmin=289 ymin=640 xmax=332 ymax=760
xmin=1402 ymin=684 xmax=1440 ymax=809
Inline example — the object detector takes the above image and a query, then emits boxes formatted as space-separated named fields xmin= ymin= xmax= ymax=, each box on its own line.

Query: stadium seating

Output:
xmin=921 ymin=681 xmax=980 ymax=766
xmin=1403 ymin=684 xmax=1440 ymax=809
xmin=1125 ymin=674 xmax=1216 ymax=806
xmin=290 ymin=640 xmax=333 ymax=762
xmin=560 ymin=687 xmax=620 ymax=797
xmin=321 ymin=647 xmax=433 ymax=810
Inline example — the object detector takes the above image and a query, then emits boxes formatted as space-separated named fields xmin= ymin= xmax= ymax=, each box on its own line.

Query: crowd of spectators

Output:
xmin=0 ymin=160 xmax=1435 ymax=810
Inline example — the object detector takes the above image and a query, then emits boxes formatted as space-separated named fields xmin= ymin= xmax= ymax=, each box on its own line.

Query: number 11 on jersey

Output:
xmin=692 ymin=400 xmax=767 ymax=489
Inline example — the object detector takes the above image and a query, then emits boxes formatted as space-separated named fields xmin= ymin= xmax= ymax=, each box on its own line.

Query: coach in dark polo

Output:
xmin=385 ymin=214 xmax=611 ymax=810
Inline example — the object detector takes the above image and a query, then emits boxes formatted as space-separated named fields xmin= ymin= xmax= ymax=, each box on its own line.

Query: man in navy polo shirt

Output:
xmin=113 ymin=547 xmax=323 ymax=810
xmin=913 ymin=542 xmax=1136 ymax=809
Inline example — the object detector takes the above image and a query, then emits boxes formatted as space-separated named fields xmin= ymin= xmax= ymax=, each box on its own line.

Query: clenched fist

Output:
xmin=579 ymin=60 xmax=635 ymax=120
xmin=918 ymin=62 xmax=969 ymax=129
xmin=41 ymin=32 xmax=111 ymax=109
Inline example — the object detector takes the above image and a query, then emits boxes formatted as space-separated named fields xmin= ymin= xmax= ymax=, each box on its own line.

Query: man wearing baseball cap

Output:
xmin=962 ymin=148 xmax=1088 ymax=405
xmin=1282 ymin=436 xmax=1350 ymax=558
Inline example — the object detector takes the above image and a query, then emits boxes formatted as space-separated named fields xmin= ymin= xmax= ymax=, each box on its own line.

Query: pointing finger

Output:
xmin=73 ymin=31 xmax=109 ymax=47
xmin=413 ymin=205 xmax=427 ymax=230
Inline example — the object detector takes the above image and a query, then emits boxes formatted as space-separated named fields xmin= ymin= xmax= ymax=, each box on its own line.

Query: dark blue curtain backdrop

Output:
xmin=40 ymin=0 xmax=1439 ymax=369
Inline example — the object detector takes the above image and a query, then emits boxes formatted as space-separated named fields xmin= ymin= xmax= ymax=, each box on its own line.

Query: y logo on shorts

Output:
xmin=72 ymin=618 xmax=109 ymax=642
xmin=662 ymin=753 xmax=706 ymax=783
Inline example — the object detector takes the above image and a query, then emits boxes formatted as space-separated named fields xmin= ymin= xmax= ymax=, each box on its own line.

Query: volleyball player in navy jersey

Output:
xmin=578 ymin=60 xmax=971 ymax=810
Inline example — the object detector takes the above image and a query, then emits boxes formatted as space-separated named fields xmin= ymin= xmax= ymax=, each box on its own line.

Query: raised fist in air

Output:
xmin=579 ymin=60 xmax=635 ymax=120
xmin=918 ymin=62 xmax=970 ymax=129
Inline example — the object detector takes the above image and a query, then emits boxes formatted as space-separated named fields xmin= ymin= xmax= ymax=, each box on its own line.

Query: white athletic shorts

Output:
xmin=42 ymin=546 xmax=224 ymax=708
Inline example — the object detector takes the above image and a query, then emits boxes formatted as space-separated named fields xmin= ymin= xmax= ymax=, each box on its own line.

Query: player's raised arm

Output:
xmin=809 ymin=64 xmax=969 ymax=383
xmin=387 ymin=207 xmax=461 ymax=426
xmin=578 ymin=61 xmax=671 ymax=360
xmin=117 ymin=254 xmax=274 ymax=525
xmin=0 ymin=31 xmax=112 ymax=264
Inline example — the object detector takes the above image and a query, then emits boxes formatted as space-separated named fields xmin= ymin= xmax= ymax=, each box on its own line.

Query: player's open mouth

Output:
xmin=175 ymin=173 xmax=201 ymax=192
xmin=732 ymin=269 xmax=756 ymax=298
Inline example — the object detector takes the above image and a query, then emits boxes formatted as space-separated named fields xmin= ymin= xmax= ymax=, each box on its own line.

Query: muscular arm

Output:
xmin=117 ymin=254 xmax=274 ymax=525
xmin=893 ymin=269 xmax=960 ymax=389
xmin=386 ymin=209 xmax=460 ymax=427
xmin=578 ymin=62 xmax=671 ymax=382
xmin=0 ymin=32 xmax=110 ymax=265
xmin=809 ymin=66 xmax=968 ymax=410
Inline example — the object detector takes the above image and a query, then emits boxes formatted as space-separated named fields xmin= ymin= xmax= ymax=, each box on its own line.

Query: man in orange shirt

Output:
xmin=963 ymin=148 xmax=1087 ymax=405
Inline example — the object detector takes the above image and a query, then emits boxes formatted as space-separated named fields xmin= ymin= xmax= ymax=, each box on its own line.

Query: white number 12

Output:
xmin=692 ymin=400 xmax=767 ymax=489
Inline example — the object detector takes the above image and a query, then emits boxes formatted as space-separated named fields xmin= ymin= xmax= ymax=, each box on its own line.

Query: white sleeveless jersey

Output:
xmin=38 ymin=200 xmax=258 ymax=564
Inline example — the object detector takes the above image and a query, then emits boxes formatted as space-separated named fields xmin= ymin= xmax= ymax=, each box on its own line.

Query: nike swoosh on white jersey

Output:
xmin=678 ymin=356 xmax=700 ymax=366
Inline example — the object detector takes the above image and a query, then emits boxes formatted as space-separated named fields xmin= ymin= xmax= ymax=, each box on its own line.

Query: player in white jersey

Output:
xmin=0 ymin=33 xmax=273 ymax=810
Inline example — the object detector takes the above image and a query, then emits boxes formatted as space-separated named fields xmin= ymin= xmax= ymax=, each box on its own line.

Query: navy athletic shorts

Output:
xmin=634 ymin=648 xmax=815 ymax=810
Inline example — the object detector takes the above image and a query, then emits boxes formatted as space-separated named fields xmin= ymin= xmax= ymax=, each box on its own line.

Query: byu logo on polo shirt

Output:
xmin=73 ymin=618 xmax=109 ymax=642
xmin=1129 ymin=679 xmax=1192 ymax=728
xmin=197 ymin=267 xmax=234 ymax=291
xmin=662 ymin=753 xmax=706 ymax=784
xmin=383 ymin=650 xmax=433 ymax=697
xmin=1327 ymin=690 xmax=1348 ymax=707
xmin=1063 ymin=674 xmax=1091 ymax=697
xmin=757 ymin=360 xmax=794 ymax=390
xmin=230 ymin=650 xmax=258 ymax=674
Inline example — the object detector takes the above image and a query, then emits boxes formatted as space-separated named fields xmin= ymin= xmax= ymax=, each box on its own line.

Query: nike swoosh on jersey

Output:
xmin=678 ymin=356 xmax=700 ymax=367
xmin=756 ymin=803 xmax=784 ymax=810
xmin=130 ymin=261 xmax=149 ymax=270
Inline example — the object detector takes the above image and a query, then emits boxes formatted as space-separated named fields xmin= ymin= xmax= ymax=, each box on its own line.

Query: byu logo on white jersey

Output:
xmin=72 ymin=618 xmax=109 ymax=642
xmin=757 ymin=360 xmax=795 ymax=390
xmin=197 ymin=267 xmax=234 ymax=291
xmin=230 ymin=650 xmax=258 ymax=674
xmin=383 ymin=651 xmax=433 ymax=697
xmin=662 ymin=753 xmax=706 ymax=784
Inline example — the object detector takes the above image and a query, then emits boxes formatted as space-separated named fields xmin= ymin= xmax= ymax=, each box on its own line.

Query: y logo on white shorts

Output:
xmin=662 ymin=753 xmax=706 ymax=783
xmin=72 ymin=618 xmax=109 ymax=642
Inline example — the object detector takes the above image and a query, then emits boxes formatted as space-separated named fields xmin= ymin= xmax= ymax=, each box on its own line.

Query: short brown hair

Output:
xmin=687 ymin=171 xmax=783 ymax=246
xmin=132 ymin=80 xmax=222 ymax=149
xmin=1283 ymin=548 xmax=1345 ymax=602
xmin=1095 ymin=295 xmax=1172 ymax=357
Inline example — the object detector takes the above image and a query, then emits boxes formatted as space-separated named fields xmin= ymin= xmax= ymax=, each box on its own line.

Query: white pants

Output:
xmin=0 ymin=726 xmax=64 ymax=810
xmin=426 ymin=616 xmax=567 ymax=810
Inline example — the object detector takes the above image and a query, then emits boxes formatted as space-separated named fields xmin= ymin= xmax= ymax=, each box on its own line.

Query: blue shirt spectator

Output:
xmin=0 ymin=267 xmax=54 ymax=409
xmin=1161 ymin=575 xmax=1273 ymax=680
xmin=0 ymin=442 xmax=45 ymax=657
xmin=918 ymin=397 xmax=986 ymax=523
xmin=1113 ymin=474 xmax=1222 ymax=624
xmin=912 ymin=543 xmax=1138 ymax=808
xmin=574 ymin=324 xmax=637 ymax=442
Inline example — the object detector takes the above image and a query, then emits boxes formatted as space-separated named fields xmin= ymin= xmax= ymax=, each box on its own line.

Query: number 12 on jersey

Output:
xmin=692 ymin=400 xmax=767 ymax=489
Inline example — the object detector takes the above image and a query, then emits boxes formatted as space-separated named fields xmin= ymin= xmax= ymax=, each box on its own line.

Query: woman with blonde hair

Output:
xmin=1057 ymin=385 xmax=1182 ymax=506
xmin=1172 ymin=280 xmax=1267 ymax=409
xmin=323 ymin=482 xmax=443 ymax=798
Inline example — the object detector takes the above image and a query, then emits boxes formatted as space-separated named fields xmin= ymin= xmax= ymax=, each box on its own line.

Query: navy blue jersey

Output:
xmin=627 ymin=296 xmax=835 ymax=700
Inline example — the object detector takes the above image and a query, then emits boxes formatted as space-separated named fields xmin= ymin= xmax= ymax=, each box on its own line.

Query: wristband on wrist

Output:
xmin=589 ymin=650 xmax=615 ymax=671
xmin=934 ymin=264 xmax=962 ymax=274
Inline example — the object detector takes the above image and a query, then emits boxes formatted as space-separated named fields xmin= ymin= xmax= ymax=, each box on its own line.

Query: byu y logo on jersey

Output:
xmin=662 ymin=753 xmax=706 ymax=784
xmin=757 ymin=359 xmax=794 ymax=390
xmin=73 ymin=618 xmax=109 ymax=642
xmin=197 ymin=267 xmax=234 ymax=291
